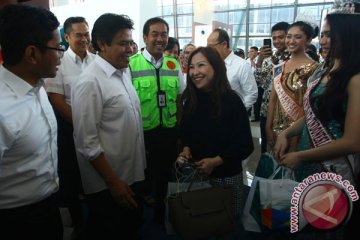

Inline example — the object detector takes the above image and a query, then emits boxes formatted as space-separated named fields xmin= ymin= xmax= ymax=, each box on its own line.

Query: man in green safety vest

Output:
xmin=129 ymin=17 xmax=185 ymax=225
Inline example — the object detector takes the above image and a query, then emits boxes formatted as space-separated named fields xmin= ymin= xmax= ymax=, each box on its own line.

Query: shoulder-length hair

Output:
xmin=314 ymin=13 xmax=360 ymax=126
xmin=181 ymin=47 xmax=231 ymax=117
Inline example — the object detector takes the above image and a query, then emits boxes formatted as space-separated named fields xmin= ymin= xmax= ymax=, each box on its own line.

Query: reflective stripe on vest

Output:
xmin=130 ymin=54 xmax=180 ymax=130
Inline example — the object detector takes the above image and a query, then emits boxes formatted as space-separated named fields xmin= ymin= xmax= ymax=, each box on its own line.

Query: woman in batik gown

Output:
xmin=266 ymin=21 xmax=319 ymax=152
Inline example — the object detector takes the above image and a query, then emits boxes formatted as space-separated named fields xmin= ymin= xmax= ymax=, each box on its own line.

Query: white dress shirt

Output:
xmin=45 ymin=47 xmax=95 ymax=105
xmin=71 ymin=55 xmax=146 ymax=194
xmin=0 ymin=66 xmax=58 ymax=209
xmin=225 ymin=51 xmax=258 ymax=110
xmin=142 ymin=48 xmax=186 ymax=93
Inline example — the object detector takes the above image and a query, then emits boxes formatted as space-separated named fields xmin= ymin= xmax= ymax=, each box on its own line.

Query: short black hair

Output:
xmin=0 ymin=4 xmax=59 ymax=65
xmin=91 ymin=13 xmax=134 ymax=52
xmin=63 ymin=16 xmax=88 ymax=34
xmin=250 ymin=46 xmax=258 ymax=52
xmin=271 ymin=21 xmax=290 ymax=33
xmin=143 ymin=17 xmax=169 ymax=36
xmin=165 ymin=37 xmax=180 ymax=53
xmin=213 ymin=28 xmax=230 ymax=48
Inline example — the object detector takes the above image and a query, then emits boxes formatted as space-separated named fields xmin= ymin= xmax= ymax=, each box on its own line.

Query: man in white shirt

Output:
xmin=71 ymin=13 xmax=146 ymax=240
xmin=45 ymin=16 xmax=95 ymax=237
xmin=0 ymin=4 xmax=63 ymax=239
xmin=207 ymin=28 xmax=258 ymax=111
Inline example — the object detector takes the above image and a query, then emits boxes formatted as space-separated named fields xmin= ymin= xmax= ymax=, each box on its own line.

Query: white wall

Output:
xmin=50 ymin=0 xmax=158 ymax=48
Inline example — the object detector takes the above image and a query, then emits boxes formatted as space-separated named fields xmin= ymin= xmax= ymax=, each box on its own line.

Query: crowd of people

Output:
xmin=0 ymin=1 xmax=359 ymax=240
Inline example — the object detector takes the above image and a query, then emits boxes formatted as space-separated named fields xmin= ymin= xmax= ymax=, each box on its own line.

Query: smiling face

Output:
xmin=98 ymin=28 xmax=133 ymax=69
xmin=143 ymin=22 xmax=168 ymax=60
xmin=272 ymin=30 xmax=287 ymax=52
xmin=64 ymin=22 xmax=90 ymax=58
xmin=188 ymin=52 xmax=214 ymax=91
xmin=286 ymin=26 xmax=310 ymax=54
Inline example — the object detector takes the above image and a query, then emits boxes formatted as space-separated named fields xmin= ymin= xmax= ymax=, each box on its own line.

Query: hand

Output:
xmin=108 ymin=179 xmax=138 ymax=209
xmin=266 ymin=128 xmax=277 ymax=151
xmin=195 ymin=157 xmax=222 ymax=175
xmin=179 ymin=146 xmax=192 ymax=160
xmin=259 ymin=46 xmax=272 ymax=58
xmin=274 ymin=131 xmax=289 ymax=161
xmin=279 ymin=152 xmax=302 ymax=170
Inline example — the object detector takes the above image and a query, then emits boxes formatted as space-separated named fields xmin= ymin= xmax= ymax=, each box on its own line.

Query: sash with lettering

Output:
xmin=304 ymin=77 xmax=358 ymax=186
xmin=273 ymin=62 xmax=301 ymax=122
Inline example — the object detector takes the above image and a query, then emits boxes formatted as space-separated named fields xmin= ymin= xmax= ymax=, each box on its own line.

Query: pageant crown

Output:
xmin=331 ymin=0 xmax=360 ymax=14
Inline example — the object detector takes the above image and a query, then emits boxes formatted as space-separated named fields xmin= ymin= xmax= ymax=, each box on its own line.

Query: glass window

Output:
xmin=177 ymin=15 xmax=193 ymax=28
xmin=248 ymin=37 xmax=264 ymax=49
xmin=229 ymin=0 xmax=246 ymax=9
xmin=233 ymin=37 xmax=246 ymax=51
xmin=213 ymin=0 xmax=230 ymax=11
xmin=271 ymin=7 xmax=294 ymax=23
xmin=178 ymin=27 xmax=193 ymax=38
xmin=214 ymin=12 xmax=228 ymax=24
xmin=177 ymin=3 xmax=193 ymax=14
xmin=249 ymin=9 xmax=271 ymax=24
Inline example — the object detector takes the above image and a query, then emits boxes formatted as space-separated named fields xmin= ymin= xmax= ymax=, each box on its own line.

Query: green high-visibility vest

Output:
xmin=130 ymin=54 xmax=180 ymax=130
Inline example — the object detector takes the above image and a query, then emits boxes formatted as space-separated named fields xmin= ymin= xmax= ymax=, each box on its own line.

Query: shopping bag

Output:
xmin=258 ymin=168 xmax=299 ymax=230
xmin=242 ymin=166 xmax=298 ymax=233
xmin=254 ymin=151 xmax=278 ymax=178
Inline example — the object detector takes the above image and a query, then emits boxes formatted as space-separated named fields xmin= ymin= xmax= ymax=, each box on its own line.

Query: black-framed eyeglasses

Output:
xmin=39 ymin=45 xmax=66 ymax=58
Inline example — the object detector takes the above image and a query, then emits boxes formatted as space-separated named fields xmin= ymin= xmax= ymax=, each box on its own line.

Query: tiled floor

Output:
xmin=61 ymin=120 xmax=262 ymax=240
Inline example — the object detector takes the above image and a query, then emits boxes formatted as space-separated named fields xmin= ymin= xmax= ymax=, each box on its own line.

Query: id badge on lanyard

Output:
xmin=157 ymin=90 xmax=167 ymax=108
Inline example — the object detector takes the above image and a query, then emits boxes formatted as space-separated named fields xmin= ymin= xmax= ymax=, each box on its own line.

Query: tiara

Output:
xmin=331 ymin=0 xmax=360 ymax=14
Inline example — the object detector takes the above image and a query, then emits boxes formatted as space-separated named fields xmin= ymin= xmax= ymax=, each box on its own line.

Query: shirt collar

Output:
xmin=94 ymin=54 xmax=127 ymax=78
xmin=67 ymin=47 xmax=91 ymax=64
xmin=224 ymin=51 xmax=235 ymax=65
xmin=142 ymin=48 xmax=164 ymax=67
xmin=0 ymin=65 xmax=41 ymax=97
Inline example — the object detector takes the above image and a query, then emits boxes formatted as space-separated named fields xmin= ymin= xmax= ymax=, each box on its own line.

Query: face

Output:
xmin=207 ymin=32 xmax=227 ymax=59
xmin=99 ymin=28 xmax=133 ymax=69
xmin=65 ymin=22 xmax=90 ymax=56
xmin=248 ymin=48 xmax=257 ymax=60
xmin=184 ymin=45 xmax=195 ymax=61
xmin=37 ymin=29 xmax=62 ymax=78
xmin=164 ymin=44 xmax=179 ymax=59
xmin=272 ymin=30 xmax=287 ymax=51
xmin=286 ymin=26 xmax=310 ymax=53
xmin=189 ymin=52 xmax=214 ymax=92
xmin=132 ymin=43 xmax=138 ymax=56
xmin=319 ymin=20 xmax=330 ymax=59
xmin=143 ymin=22 xmax=168 ymax=59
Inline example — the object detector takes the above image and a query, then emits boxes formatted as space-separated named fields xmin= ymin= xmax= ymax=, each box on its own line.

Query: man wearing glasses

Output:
xmin=45 ymin=16 xmax=94 ymax=239
xmin=0 ymin=4 xmax=64 ymax=239
xmin=207 ymin=28 xmax=258 ymax=112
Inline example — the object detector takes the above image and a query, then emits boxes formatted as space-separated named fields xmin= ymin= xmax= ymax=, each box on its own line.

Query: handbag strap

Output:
xmin=269 ymin=166 xmax=295 ymax=180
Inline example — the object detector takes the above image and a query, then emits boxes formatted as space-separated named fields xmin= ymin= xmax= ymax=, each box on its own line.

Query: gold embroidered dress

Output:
xmin=272 ymin=61 xmax=319 ymax=135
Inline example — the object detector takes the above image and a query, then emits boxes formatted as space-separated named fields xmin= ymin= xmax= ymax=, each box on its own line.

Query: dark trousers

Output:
xmin=144 ymin=126 xmax=178 ymax=223
xmin=55 ymin=111 xmax=84 ymax=229
xmin=253 ymin=87 xmax=264 ymax=120
xmin=0 ymin=194 xmax=63 ymax=240
xmin=83 ymin=183 xmax=144 ymax=240
xmin=260 ymin=116 xmax=267 ymax=153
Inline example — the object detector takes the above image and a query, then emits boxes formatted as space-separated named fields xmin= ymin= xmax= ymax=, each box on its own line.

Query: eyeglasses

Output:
xmin=39 ymin=45 xmax=66 ymax=58
xmin=207 ymin=42 xmax=221 ymax=47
